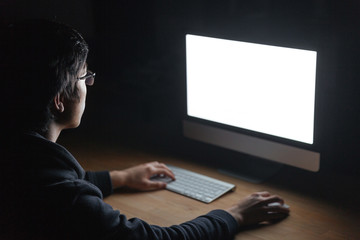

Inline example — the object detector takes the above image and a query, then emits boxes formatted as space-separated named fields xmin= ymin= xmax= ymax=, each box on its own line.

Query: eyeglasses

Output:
xmin=77 ymin=70 xmax=95 ymax=86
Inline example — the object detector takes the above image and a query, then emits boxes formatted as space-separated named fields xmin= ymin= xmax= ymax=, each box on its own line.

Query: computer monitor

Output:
xmin=184 ymin=34 xmax=320 ymax=181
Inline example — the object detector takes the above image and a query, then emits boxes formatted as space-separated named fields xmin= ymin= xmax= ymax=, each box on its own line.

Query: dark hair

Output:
xmin=0 ymin=19 xmax=89 ymax=134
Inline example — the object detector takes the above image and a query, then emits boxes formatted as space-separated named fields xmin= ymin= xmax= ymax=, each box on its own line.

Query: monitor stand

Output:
xmin=218 ymin=155 xmax=284 ymax=183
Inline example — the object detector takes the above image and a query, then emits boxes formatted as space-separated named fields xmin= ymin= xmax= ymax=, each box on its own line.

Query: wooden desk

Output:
xmin=68 ymin=144 xmax=360 ymax=240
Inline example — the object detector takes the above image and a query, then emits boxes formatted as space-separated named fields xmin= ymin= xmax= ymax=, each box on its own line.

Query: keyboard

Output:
xmin=152 ymin=165 xmax=236 ymax=203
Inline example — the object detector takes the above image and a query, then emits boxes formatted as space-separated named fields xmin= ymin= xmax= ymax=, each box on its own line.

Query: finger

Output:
xmin=152 ymin=168 xmax=175 ymax=180
xmin=261 ymin=195 xmax=285 ymax=205
xmin=145 ymin=179 xmax=167 ymax=190
xmin=150 ymin=163 xmax=175 ymax=180
xmin=149 ymin=161 xmax=167 ymax=168
xmin=251 ymin=191 xmax=270 ymax=198
xmin=258 ymin=191 xmax=271 ymax=197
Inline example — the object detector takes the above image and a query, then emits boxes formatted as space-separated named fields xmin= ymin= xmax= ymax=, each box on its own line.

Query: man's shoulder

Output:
xmin=1 ymin=132 xmax=86 ymax=183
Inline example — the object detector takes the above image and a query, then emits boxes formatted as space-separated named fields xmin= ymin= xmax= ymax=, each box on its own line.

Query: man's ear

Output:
xmin=53 ymin=93 xmax=65 ymax=113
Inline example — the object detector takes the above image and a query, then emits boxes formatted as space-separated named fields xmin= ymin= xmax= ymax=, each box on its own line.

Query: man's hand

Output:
xmin=226 ymin=191 xmax=290 ymax=226
xmin=110 ymin=162 xmax=175 ymax=191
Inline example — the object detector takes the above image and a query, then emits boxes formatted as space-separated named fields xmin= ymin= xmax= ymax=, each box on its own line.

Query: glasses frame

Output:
xmin=77 ymin=70 xmax=95 ymax=86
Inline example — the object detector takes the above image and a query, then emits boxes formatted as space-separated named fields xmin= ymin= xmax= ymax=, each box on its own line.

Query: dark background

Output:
xmin=2 ymin=0 xmax=360 ymax=205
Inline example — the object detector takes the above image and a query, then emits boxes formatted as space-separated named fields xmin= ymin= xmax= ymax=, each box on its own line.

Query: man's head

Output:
xmin=0 ymin=19 xmax=89 ymax=134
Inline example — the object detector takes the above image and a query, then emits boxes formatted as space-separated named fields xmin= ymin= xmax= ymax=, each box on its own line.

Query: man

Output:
xmin=0 ymin=19 xmax=289 ymax=240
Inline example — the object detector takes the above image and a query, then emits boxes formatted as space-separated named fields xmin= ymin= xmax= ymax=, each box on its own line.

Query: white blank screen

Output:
xmin=186 ymin=34 xmax=317 ymax=144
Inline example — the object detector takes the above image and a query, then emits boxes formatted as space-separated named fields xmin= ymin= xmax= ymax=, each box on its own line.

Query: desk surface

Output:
xmin=68 ymin=144 xmax=359 ymax=240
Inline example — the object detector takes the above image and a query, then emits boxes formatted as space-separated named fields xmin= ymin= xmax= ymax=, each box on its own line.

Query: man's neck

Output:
xmin=45 ymin=122 xmax=63 ymax=142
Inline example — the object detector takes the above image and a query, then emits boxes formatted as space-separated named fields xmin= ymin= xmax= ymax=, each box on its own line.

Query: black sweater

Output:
xmin=0 ymin=132 xmax=238 ymax=240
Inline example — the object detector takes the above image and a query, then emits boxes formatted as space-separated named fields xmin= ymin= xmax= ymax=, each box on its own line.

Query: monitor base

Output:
xmin=218 ymin=157 xmax=284 ymax=183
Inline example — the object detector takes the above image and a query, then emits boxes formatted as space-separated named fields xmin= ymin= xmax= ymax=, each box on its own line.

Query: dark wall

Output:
xmin=88 ymin=0 xmax=360 ymax=177
xmin=0 ymin=0 xmax=95 ymax=39
xmin=3 ymin=0 xmax=360 ymax=178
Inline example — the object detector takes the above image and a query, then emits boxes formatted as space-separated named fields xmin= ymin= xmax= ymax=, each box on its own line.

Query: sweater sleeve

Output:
xmin=68 ymin=180 xmax=239 ymax=240
xmin=85 ymin=171 xmax=113 ymax=197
